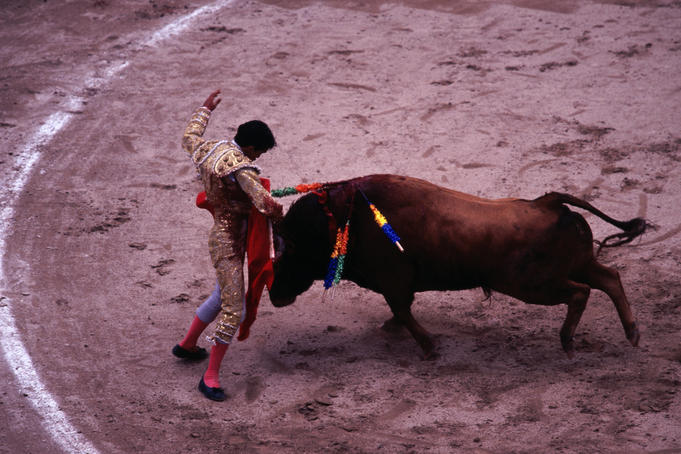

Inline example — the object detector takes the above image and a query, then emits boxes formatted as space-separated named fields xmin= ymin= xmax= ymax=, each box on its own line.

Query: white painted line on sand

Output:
xmin=0 ymin=1 xmax=235 ymax=453
xmin=145 ymin=0 xmax=234 ymax=47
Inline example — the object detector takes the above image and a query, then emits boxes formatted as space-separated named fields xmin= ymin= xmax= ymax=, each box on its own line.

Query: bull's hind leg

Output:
xmin=513 ymin=280 xmax=590 ymax=357
xmin=557 ymin=281 xmax=591 ymax=359
xmin=383 ymin=292 xmax=437 ymax=360
xmin=582 ymin=261 xmax=640 ymax=347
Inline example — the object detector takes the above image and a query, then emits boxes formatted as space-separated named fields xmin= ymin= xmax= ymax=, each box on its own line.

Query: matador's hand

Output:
xmin=268 ymin=200 xmax=284 ymax=222
xmin=202 ymin=89 xmax=222 ymax=111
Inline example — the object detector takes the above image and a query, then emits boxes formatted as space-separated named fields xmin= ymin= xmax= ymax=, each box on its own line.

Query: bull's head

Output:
xmin=269 ymin=194 xmax=332 ymax=307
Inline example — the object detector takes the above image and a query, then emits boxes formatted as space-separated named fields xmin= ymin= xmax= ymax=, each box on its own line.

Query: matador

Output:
xmin=179 ymin=89 xmax=283 ymax=401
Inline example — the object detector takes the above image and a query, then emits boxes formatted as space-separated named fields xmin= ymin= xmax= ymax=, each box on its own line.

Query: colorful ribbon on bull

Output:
xmin=323 ymin=220 xmax=350 ymax=290
xmin=270 ymin=182 xmax=404 ymax=292
xmin=359 ymin=189 xmax=404 ymax=252
xmin=270 ymin=183 xmax=323 ymax=198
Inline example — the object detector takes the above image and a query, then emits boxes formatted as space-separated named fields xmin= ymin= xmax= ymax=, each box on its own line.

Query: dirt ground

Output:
xmin=1 ymin=0 xmax=681 ymax=453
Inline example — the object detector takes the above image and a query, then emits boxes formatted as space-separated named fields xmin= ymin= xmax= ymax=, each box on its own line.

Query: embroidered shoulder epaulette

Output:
xmin=213 ymin=146 xmax=259 ymax=178
xmin=193 ymin=141 xmax=260 ymax=178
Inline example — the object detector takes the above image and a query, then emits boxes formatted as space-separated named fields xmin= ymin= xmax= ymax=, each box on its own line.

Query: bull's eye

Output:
xmin=272 ymin=234 xmax=287 ymax=262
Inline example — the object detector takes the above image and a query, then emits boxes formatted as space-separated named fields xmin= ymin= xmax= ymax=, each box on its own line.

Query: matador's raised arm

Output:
xmin=182 ymin=106 xmax=212 ymax=164
xmin=182 ymin=89 xmax=221 ymax=162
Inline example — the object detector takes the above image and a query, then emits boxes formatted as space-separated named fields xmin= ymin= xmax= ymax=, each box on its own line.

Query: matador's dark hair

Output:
xmin=234 ymin=120 xmax=276 ymax=151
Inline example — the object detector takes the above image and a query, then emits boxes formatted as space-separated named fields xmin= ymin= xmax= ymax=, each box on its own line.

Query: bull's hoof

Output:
xmin=561 ymin=335 xmax=576 ymax=359
xmin=626 ymin=322 xmax=640 ymax=347
xmin=422 ymin=349 xmax=440 ymax=361
xmin=419 ymin=336 xmax=439 ymax=361
xmin=381 ymin=317 xmax=404 ymax=334
xmin=423 ymin=351 xmax=440 ymax=361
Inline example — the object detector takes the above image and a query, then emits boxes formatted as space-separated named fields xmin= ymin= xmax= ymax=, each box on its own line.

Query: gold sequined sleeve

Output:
xmin=235 ymin=169 xmax=282 ymax=217
xmin=182 ymin=106 xmax=212 ymax=157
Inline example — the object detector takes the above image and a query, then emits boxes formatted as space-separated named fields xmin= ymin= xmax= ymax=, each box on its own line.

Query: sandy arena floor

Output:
xmin=1 ymin=0 xmax=680 ymax=453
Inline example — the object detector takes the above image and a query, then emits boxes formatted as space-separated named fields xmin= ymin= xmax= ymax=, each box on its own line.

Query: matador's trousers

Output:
xmin=208 ymin=216 xmax=248 ymax=344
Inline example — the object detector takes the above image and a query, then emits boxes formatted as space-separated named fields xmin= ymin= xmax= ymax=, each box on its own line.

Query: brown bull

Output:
xmin=268 ymin=174 xmax=646 ymax=358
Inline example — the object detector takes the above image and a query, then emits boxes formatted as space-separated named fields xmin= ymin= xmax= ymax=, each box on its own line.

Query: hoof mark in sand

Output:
xmin=510 ymin=71 xmax=540 ymax=78
xmin=538 ymin=139 xmax=590 ymax=157
xmin=518 ymin=159 xmax=557 ymax=176
xmin=539 ymin=60 xmax=578 ymax=72
xmin=503 ymin=49 xmax=539 ymax=57
xmin=601 ymin=165 xmax=628 ymax=175
xmin=327 ymin=49 xmax=364 ymax=56
xmin=610 ymin=43 xmax=652 ymax=58
xmin=599 ymin=147 xmax=629 ymax=162
xmin=420 ymin=102 xmax=456 ymax=121
xmin=89 ymin=207 xmax=132 ymax=233
xmin=473 ymin=90 xmax=500 ymax=98
xmin=343 ymin=113 xmax=370 ymax=127
xmin=458 ymin=47 xmax=487 ymax=58
xmin=151 ymin=258 xmax=175 ymax=276
xmin=170 ymin=293 xmax=190 ymax=304
xmin=303 ymin=133 xmax=325 ymax=142
xmin=328 ymin=82 xmax=376 ymax=92
xmin=382 ymin=399 xmax=416 ymax=420
xmin=461 ymin=162 xmax=493 ymax=169
xmin=150 ymin=182 xmax=177 ymax=190
xmin=538 ymin=42 xmax=567 ymax=55
xmin=575 ymin=123 xmax=614 ymax=139
xmin=298 ymin=401 xmax=324 ymax=421
xmin=245 ymin=376 xmax=264 ymax=402
xmin=422 ymin=146 xmax=439 ymax=158
xmin=114 ymin=134 xmax=138 ymax=153
xmin=265 ymin=353 xmax=293 ymax=374
xmin=620 ymin=176 xmax=640 ymax=190
xmin=201 ymin=26 xmax=244 ymax=34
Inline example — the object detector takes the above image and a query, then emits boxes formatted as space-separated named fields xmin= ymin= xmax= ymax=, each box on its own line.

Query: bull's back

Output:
xmin=350 ymin=175 xmax=589 ymax=291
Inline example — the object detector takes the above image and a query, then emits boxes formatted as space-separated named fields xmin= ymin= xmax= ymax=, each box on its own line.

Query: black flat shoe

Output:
xmin=172 ymin=344 xmax=208 ymax=361
xmin=198 ymin=377 xmax=226 ymax=401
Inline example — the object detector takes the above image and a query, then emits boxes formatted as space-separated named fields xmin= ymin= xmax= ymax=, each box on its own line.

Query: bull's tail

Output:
xmin=540 ymin=192 xmax=648 ymax=252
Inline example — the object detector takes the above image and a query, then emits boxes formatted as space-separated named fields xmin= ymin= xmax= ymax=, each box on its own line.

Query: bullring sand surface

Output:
xmin=1 ymin=0 xmax=680 ymax=453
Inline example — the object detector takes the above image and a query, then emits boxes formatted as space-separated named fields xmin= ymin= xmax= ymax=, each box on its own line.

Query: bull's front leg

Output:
xmin=384 ymin=294 xmax=437 ymax=360
xmin=381 ymin=315 xmax=405 ymax=333
xmin=403 ymin=311 xmax=438 ymax=360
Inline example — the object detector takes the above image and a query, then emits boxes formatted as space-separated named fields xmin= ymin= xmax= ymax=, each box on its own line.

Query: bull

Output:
xmin=268 ymin=174 xmax=646 ymax=358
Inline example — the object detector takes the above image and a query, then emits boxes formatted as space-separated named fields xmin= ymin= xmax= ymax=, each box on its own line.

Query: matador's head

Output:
xmin=234 ymin=120 xmax=276 ymax=160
